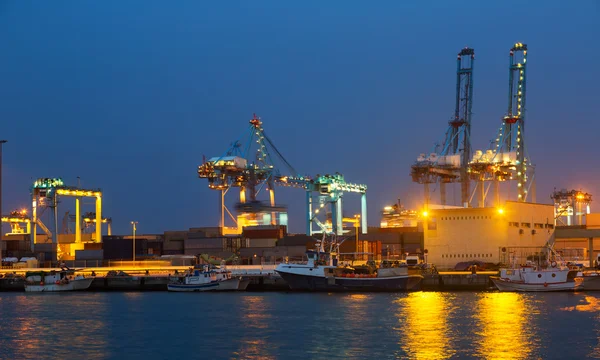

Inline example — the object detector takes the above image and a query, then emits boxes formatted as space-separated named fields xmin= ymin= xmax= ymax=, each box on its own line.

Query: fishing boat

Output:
xmin=276 ymin=251 xmax=423 ymax=292
xmin=490 ymin=236 xmax=583 ymax=292
xmin=490 ymin=264 xmax=583 ymax=292
xmin=24 ymin=269 xmax=94 ymax=292
xmin=167 ymin=265 xmax=242 ymax=292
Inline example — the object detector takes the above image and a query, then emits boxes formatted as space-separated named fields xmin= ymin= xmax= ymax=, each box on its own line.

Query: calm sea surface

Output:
xmin=0 ymin=291 xmax=599 ymax=359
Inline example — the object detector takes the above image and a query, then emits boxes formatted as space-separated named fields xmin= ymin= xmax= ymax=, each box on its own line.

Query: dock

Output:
xmin=0 ymin=265 xmax=499 ymax=292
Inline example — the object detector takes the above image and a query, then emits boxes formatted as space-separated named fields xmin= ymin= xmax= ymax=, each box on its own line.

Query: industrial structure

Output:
xmin=380 ymin=200 xmax=419 ymax=228
xmin=412 ymin=43 xmax=534 ymax=210
xmin=198 ymin=114 xmax=367 ymax=236
xmin=1 ymin=209 xmax=31 ymax=235
xmin=277 ymin=173 xmax=367 ymax=236
xmin=31 ymin=178 xmax=103 ymax=259
xmin=198 ymin=114 xmax=296 ymax=234
xmin=468 ymin=42 xmax=533 ymax=207
xmin=552 ymin=189 xmax=592 ymax=226
xmin=423 ymin=201 xmax=555 ymax=268
xmin=411 ymin=47 xmax=475 ymax=208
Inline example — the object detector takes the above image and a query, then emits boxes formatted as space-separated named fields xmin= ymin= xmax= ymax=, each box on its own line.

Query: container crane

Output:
xmin=469 ymin=42 xmax=533 ymax=206
xmin=198 ymin=114 xmax=299 ymax=234
xmin=276 ymin=173 xmax=367 ymax=236
xmin=199 ymin=115 xmax=368 ymax=236
xmin=552 ymin=189 xmax=592 ymax=226
xmin=411 ymin=47 xmax=475 ymax=208
xmin=1 ymin=209 xmax=31 ymax=235
xmin=31 ymin=178 xmax=103 ymax=256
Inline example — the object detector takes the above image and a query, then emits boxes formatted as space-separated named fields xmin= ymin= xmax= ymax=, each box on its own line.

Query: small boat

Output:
xmin=490 ymin=238 xmax=583 ymax=292
xmin=238 ymin=278 xmax=251 ymax=291
xmin=490 ymin=264 xmax=583 ymax=292
xmin=24 ymin=269 xmax=94 ymax=292
xmin=167 ymin=265 xmax=242 ymax=292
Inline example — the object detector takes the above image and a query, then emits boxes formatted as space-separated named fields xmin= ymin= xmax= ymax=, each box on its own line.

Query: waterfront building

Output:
xmin=423 ymin=201 xmax=555 ymax=269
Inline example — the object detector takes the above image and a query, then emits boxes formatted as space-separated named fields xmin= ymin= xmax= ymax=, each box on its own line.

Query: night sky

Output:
xmin=0 ymin=1 xmax=598 ymax=235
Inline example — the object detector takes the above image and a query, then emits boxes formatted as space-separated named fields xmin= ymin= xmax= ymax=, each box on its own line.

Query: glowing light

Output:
xmin=397 ymin=292 xmax=455 ymax=359
xmin=497 ymin=208 xmax=505 ymax=215
xmin=422 ymin=211 xmax=429 ymax=218
xmin=475 ymin=293 xmax=535 ymax=358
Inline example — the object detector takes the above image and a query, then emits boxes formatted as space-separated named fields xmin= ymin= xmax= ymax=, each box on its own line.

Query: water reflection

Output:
xmin=396 ymin=292 xmax=455 ymax=360
xmin=475 ymin=292 xmax=536 ymax=359
xmin=340 ymin=293 xmax=373 ymax=358
xmin=1 ymin=294 xmax=109 ymax=360
xmin=233 ymin=295 xmax=275 ymax=360
xmin=561 ymin=295 xmax=600 ymax=312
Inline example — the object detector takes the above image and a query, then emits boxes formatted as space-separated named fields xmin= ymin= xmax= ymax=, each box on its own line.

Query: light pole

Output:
xmin=131 ymin=221 xmax=138 ymax=262
xmin=0 ymin=140 xmax=6 ymax=263
xmin=354 ymin=214 xmax=360 ymax=261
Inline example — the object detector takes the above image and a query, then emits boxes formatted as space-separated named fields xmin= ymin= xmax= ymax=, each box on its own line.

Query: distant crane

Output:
xmin=1 ymin=209 xmax=31 ymax=234
xmin=198 ymin=114 xmax=368 ymax=236
xmin=411 ymin=47 xmax=475 ymax=208
xmin=276 ymin=173 xmax=367 ymax=236
xmin=198 ymin=114 xmax=298 ymax=234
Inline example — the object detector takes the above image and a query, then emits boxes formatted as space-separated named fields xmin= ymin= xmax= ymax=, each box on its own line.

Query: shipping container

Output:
xmin=76 ymin=249 xmax=104 ymax=260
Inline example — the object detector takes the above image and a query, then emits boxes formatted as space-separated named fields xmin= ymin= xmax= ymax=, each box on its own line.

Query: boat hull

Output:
xmin=276 ymin=271 xmax=423 ymax=292
xmin=24 ymin=278 xmax=94 ymax=292
xmin=167 ymin=278 xmax=241 ymax=292
xmin=490 ymin=276 xmax=582 ymax=292
xmin=238 ymin=278 xmax=251 ymax=291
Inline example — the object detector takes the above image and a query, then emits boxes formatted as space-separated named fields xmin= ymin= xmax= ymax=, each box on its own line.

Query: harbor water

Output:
xmin=1 ymin=291 xmax=600 ymax=359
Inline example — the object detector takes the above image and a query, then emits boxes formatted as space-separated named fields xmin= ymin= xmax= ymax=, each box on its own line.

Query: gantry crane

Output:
xmin=1 ymin=209 xmax=31 ymax=235
xmin=199 ymin=115 xmax=368 ymax=236
xmin=276 ymin=173 xmax=367 ymax=236
xmin=552 ymin=189 xmax=592 ymax=226
xmin=468 ymin=42 xmax=533 ymax=206
xmin=411 ymin=47 xmax=475 ymax=208
xmin=198 ymin=114 xmax=301 ymax=234
xmin=31 ymin=178 xmax=103 ymax=255
xmin=83 ymin=212 xmax=112 ymax=236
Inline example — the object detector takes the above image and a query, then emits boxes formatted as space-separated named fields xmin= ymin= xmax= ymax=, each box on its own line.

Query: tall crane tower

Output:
xmin=198 ymin=114 xmax=298 ymax=234
xmin=502 ymin=42 xmax=529 ymax=202
xmin=469 ymin=42 xmax=532 ymax=206
xmin=411 ymin=47 xmax=475 ymax=208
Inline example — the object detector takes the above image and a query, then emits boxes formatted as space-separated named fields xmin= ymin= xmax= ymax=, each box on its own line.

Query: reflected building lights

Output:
xmin=475 ymin=293 xmax=536 ymax=359
xmin=396 ymin=292 xmax=455 ymax=359
xmin=235 ymin=296 xmax=275 ymax=360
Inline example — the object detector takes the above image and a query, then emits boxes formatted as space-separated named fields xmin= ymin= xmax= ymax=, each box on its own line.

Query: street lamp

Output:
xmin=354 ymin=214 xmax=360 ymax=260
xmin=131 ymin=221 xmax=138 ymax=262
xmin=0 ymin=140 xmax=6 ymax=262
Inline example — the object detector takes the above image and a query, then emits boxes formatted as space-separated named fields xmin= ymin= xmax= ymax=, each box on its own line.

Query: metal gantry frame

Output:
xmin=199 ymin=114 xmax=368 ymax=236
xmin=552 ymin=189 xmax=592 ymax=226
xmin=31 ymin=178 xmax=103 ymax=253
xmin=411 ymin=47 xmax=475 ymax=208
xmin=1 ymin=209 xmax=31 ymax=235
xmin=277 ymin=173 xmax=367 ymax=236
xmin=198 ymin=114 xmax=296 ymax=234
xmin=83 ymin=212 xmax=112 ymax=236
xmin=468 ymin=42 xmax=533 ymax=207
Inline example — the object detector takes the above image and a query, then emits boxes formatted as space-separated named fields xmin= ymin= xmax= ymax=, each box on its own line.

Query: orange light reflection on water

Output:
xmin=396 ymin=292 xmax=456 ymax=360
xmin=561 ymin=295 xmax=600 ymax=312
xmin=475 ymin=292 xmax=535 ymax=359
xmin=234 ymin=296 xmax=275 ymax=360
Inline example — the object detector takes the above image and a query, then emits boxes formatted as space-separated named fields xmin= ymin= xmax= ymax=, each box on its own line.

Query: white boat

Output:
xmin=491 ymin=234 xmax=583 ymax=292
xmin=24 ymin=270 xmax=94 ymax=292
xmin=167 ymin=265 xmax=242 ymax=292
xmin=490 ymin=265 xmax=583 ymax=292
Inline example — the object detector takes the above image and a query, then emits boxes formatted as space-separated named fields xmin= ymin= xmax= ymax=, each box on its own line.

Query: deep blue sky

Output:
xmin=1 ymin=1 xmax=598 ymax=235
